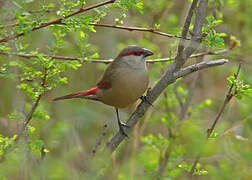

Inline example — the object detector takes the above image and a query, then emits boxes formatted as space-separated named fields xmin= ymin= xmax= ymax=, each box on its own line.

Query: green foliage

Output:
xmin=0 ymin=135 xmax=17 ymax=156
xmin=112 ymin=0 xmax=144 ymax=13
xmin=203 ymin=15 xmax=226 ymax=48
xmin=227 ymin=75 xmax=252 ymax=99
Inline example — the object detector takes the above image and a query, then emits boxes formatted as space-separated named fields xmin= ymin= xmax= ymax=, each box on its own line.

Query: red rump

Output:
xmin=53 ymin=87 xmax=98 ymax=101
xmin=98 ymin=81 xmax=111 ymax=89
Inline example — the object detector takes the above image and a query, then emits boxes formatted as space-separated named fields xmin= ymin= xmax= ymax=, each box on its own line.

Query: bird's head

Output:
xmin=117 ymin=45 xmax=153 ymax=60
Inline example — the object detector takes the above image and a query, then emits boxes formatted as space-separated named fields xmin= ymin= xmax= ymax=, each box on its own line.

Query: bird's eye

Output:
xmin=133 ymin=51 xmax=140 ymax=55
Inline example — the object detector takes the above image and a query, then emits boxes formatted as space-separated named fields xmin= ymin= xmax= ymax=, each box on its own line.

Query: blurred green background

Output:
xmin=0 ymin=0 xmax=252 ymax=179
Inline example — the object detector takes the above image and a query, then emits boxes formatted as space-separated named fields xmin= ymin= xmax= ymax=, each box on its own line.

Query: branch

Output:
xmin=106 ymin=59 xmax=229 ymax=152
xmin=1 ymin=22 xmax=189 ymax=39
xmin=173 ymin=84 xmax=184 ymax=110
xmin=207 ymin=63 xmax=241 ymax=137
xmin=90 ymin=23 xmax=188 ymax=40
xmin=92 ymin=124 xmax=108 ymax=156
xmin=179 ymin=56 xmax=203 ymax=120
xmin=156 ymin=141 xmax=174 ymax=179
xmin=184 ymin=0 xmax=208 ymax=58
xmin=175 ymin=0 xmax=208 ymax=71
xmin=177 ymin=0 xmax=199 ymax=57
xmin=173 ymin=55 xmax=203 ymax=120
xmin=189 ymin=63 xmax=242 ymax=176
xmin=0 ymin=22 xmax=19 ymax=28
xmin=0 ymin=0 xmax=116 ymax=43
xmin=23 ymin=68 xmax=47 ymax=130
xmin=0 ymin=49 xmax=229 ymax=63
xmin=0 ymin=51 xmax=113 ymax=63
xmin=173 ymin=59 xmax=228 ymax=77
xmin=27 ymin=9 xmax=56 ymax=14
xmin=221 ymin=115 xmax=251 ymax=136
xmin=147 ymin=49 xmax=229 ymax=63
xmin=23 ymin=94 xmax=42 ymax=128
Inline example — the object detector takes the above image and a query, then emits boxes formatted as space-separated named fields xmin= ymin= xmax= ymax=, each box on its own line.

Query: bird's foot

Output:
xmin=118 ymin=122 xmax=130 ymax=137
xmin=140 ymin=95 xmax=153 ymax=106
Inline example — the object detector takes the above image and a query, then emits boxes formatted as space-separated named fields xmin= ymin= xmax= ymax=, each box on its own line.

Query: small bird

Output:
xmin=53 ymin=45 xmax=153 ymax=136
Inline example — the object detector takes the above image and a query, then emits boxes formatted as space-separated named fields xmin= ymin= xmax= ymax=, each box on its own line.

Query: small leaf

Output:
xmin=43 ymin=148 xmax=50 ymax=153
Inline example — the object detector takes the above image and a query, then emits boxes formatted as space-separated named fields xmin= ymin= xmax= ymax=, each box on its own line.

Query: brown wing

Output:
xmin=96 ymin=63 xmax=114 ymax=89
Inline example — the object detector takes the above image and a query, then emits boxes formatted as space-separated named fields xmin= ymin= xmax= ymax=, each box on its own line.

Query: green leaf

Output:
xmin=27 ymin=125 xmax=36 ymax=135
xmin=34 ymin=140 xmax=44 ymax=149
xmin=80 ymin=31 xmax=85 ymax=38
xmin=89 ymin=52 xmax=99 ymax=59
xmin=43 ymin=148 xmax=50 ymax=153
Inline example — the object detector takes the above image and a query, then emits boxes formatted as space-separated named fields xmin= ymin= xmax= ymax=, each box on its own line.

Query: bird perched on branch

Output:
xmin=53 ymin=45 xmax=153 ymax=136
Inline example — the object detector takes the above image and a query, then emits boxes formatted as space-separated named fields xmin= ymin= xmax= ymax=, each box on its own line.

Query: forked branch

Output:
xmin=106 ymin=0 xmax=209 ymax=152
xmin=0 ymin=0 xmax=116 ymax=43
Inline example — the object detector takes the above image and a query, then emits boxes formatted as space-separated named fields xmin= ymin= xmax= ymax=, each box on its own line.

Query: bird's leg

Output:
xmin=140 ymin=95 xmax=153 ymax=106
xmin=115 ymin=108 xmax=129 ymax=137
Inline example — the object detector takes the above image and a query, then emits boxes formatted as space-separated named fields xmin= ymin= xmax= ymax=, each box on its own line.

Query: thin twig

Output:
xmin=23 ymin=68 xmax=47 ymax=129
xmin=92 ymin=124 xmax=108 ymax=156
xmin=0 ymin=22 xmax=19 ymax=28
xmin=163 ymin=92 xmax=174 ymax=138
xmin=179 ymin=56 xmax=203 ymax=120
xmin=173 ymin=85 xmax=184 ymax=109
xmin=27 ymin=9 xmax=56 ymax=14
xmin=23 ymin=94 xmax=42 ymax=128
xmin=0 ymin=21 xmax=188 ymax=40
xmin=0 ymin=49 xmax=229 ymax=63
xmin=189 ymin=63 xmax=242 ymax=176
xmin=208 ymin=63 xmax=241 ymax=137
xmin=90 ymin=23 xmax=187 ymax=40
xmin=0 ymin=0 xmax=116 ymax=43
xmin=221 ymin=114 xmax=252 ymax=136
xmin=155 ymin=141 xmax=174 ymax=180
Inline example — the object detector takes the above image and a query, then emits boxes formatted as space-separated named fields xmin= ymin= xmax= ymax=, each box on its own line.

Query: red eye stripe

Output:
xmin=120 ymin=50 xmax=144 ymax=57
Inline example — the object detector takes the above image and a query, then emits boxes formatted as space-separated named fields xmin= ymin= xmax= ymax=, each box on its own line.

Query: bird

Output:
xmin=53 ymin=45 xmax=153 ymax=136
